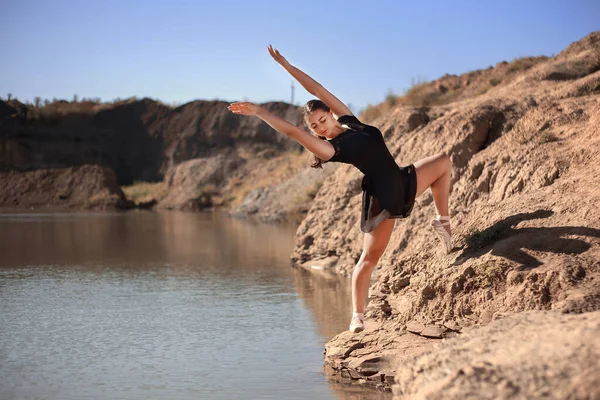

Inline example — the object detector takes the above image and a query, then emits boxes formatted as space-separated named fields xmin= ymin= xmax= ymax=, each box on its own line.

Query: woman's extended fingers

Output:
xmin=227 ymin=102 xmax=246 ymax=114
xmin=268 ymin=44 xmax=287 ymax=65
xmin=227 ymin=102 xmax=258 ymax=115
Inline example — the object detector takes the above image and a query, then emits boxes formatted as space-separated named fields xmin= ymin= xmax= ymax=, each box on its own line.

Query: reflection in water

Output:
xmin=328 ymin=380 xmax=393 ymax=400
xmin=292 ymin=267 xmax=353 ymax=339
xmin=0 ymin=211 xmax=387 ymax=400
xmin=292 ymin=269 xmax=393 ymax=400
xmin=0 ymin=211 xmax=296 ymax=272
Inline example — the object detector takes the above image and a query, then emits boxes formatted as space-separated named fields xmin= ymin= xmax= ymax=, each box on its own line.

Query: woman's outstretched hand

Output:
xmin=268 ymin=45 xmax=289 ymax=68
xmin=228 ymin=102 xmax=262 ymax=116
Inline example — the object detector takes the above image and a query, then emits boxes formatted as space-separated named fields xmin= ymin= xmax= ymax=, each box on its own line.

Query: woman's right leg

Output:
xmin=414 ymin=153 xmax=453 ymax=252
xmin=414 ymin=153 xmax=452 ymax=225
xmin=351 ymin=218 xmax=396 ymax=332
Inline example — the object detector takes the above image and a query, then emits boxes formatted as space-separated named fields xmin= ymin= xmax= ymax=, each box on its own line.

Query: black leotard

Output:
xmin=326 ymin=115 xmax=417 ymax=233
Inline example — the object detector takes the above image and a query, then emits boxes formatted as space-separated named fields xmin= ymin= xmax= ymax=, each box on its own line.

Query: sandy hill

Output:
xmin=290 ymin=31 xmax=600 ymax=397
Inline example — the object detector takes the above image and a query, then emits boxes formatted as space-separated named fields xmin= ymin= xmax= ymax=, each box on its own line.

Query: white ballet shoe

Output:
xmin=349 ymin=314 xmax=365 ymax=333
xmin=431 ymin=215 xmax=453 ymax=254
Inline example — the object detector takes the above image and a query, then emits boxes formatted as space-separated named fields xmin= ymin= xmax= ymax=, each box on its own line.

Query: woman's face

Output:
xmin=306 ymin=109 xmax=337 ymax=139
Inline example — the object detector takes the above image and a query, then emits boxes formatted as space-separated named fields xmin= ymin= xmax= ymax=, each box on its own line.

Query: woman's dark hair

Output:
xmin=303 ymin=100 xmax=330 ymax=169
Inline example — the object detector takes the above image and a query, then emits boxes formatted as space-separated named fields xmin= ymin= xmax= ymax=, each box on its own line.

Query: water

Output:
xmin=0 ymin=211 xmax=390 ymax=400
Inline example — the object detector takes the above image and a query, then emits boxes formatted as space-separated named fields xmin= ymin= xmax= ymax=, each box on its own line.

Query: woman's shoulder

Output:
xmin=337 ymin=114 xmax=361 ymax=126
xmin=337 ymin=114 xmax=382 ymax=136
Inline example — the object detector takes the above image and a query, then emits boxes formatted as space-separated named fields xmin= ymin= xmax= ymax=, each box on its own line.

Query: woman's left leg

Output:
xmin=349 ymin=218 xmax=396 ymax=332
xmin=352 ymin=218 xmax=396 ymax=314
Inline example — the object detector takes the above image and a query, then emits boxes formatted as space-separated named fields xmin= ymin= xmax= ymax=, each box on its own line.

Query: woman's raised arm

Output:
xmin=268 ymin=45 xmax=353 ymax=118
xmin=228 ymin=102 xmax=335 ymax=161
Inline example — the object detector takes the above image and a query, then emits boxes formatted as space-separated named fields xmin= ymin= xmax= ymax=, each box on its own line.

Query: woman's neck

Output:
xmin=330 ymin=121 xmax=346 ymax=138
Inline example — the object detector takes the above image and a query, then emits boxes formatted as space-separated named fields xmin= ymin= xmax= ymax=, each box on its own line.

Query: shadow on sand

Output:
xmin=453 ymin=209 xmax=600 ymax=269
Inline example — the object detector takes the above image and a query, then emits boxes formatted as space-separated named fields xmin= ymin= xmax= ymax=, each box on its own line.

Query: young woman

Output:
xmin=228 ymin=45 xmax=453 ymax=333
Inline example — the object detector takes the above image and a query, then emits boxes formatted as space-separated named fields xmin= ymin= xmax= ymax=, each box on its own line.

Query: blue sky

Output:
xmin=1 ymin=0 xmax=598 ymax=112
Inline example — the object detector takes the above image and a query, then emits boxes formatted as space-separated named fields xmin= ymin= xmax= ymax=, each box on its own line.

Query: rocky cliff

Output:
xmin=290 ymin=31 xmax=600 ymax=396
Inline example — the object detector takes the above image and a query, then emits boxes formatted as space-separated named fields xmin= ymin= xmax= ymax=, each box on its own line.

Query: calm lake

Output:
xmin=0 ymin=211 xmax=390 ymax=400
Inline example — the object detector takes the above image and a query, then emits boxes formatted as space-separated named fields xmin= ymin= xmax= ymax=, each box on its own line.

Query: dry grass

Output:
xmin=505 ymin=56 xmax=545 ymax=73
xmin=121 ymin=181 xmax=167 ymax=205
xmin=360 ymin=56 xmax=549 ymax=123
xmin=284 ymin=181 xmax=324 ymax=223
xmin=4 ymin=96 xmax=178 ymax=122
xmin=223 ymin=149 xmax=308 ymax=208
xmin=288 ymin=179 xmax=323 ymax=208
xmin=537 ymin=131 xmax=560 ymax=144
xmin=473 ymin=261 xmax=508 ymax=288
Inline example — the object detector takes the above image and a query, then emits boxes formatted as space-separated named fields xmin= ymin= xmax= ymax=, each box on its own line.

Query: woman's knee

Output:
xmin=354 ymin=260 xmax=376 ymax=275
xmin=355 ymin=252 xmax=382 ymax=272
xmin=439 ymin=153 xmax=451 ymax=169
xmin=431 ymin=153 xmax=451 ymax=177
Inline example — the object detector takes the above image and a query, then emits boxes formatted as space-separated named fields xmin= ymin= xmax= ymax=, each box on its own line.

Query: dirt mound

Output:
xmin=231 ymin=162 xmax=337 ymax=223
xmin=0 ymin=164 xmax=129 ymax=210
xmin=290 ymin=31 xmax=600 ymax=394
xmin=157 ymin=152 xmax=246 ymax=211
xmin=157 ymin=100 xmax=303 ymax=173
xmin=0 ymin=98 xmax=301 ymax=184
xmin=0 ymin=98 xmax=169 ymax=183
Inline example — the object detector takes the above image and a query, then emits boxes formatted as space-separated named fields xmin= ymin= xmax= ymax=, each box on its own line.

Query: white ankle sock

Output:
xmin=353 ymin=312 xmax=364 ymax=320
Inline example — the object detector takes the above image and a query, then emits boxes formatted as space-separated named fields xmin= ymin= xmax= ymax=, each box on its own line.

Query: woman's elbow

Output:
xmin=317 ymin=146 xmax=335 ymax=162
